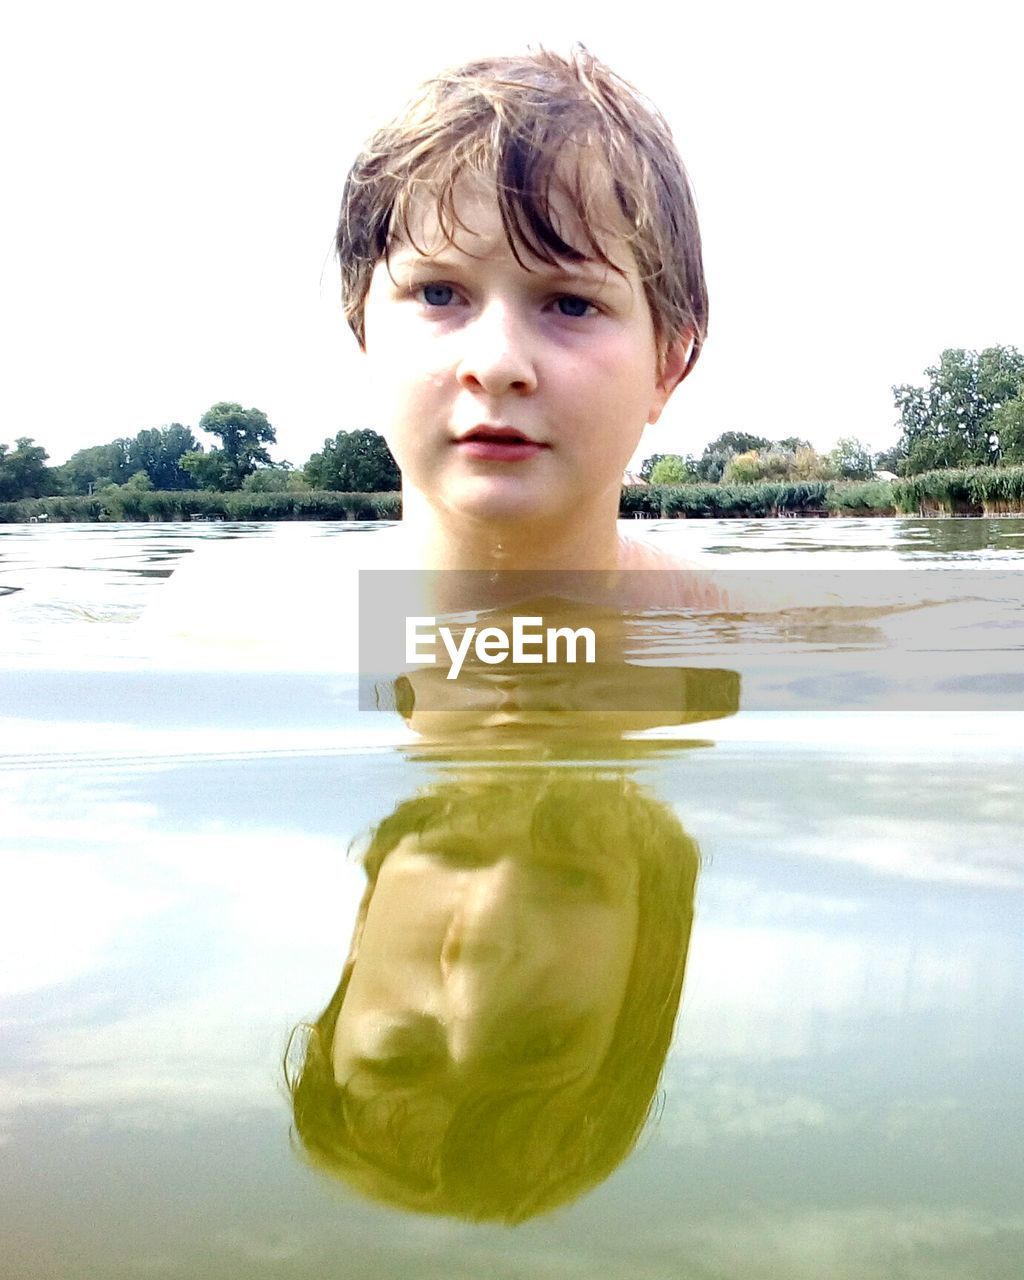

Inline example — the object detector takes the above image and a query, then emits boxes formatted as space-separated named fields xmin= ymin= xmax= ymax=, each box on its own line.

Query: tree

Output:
xmin=648 ymin=455 xmax=699 ymax=485
xmin=991 ymin=394 xmax=1024 ymax=465
xmin=128 ymin=424 xmax=200 ymax=490
xmin=640 ymin=452 xmax=699 ymax=483
xmin=789 ymin=446 xmax=836 ymax=481
xmin=723 ymin=445 xmax=835 ymax=485
xmin=711 ymin=431 xmax=774 ymax=455
xmin=894 ymin=346 xmax=1024 ymax=474
xmin=829 ymin=436 xmax=874 ymax=480
xmin=696 ymin=432 xmax=773 ymax=482
xmin=0 ymin=437 xmax=56 ymax=501
xmin=241 ymin=464 xmax=308 ymax=493
xmin=639 ymin=453 xmax=668 ymax=483
xmin=180 ymin=449 xmax=229 ymax=491
xmin=58 ymin=425 xmax=201 ymax=493
xmin=197 ymin=402 xmax=277 ymax=490
xmin=59 ymin=441 xmax=133 ymax=494
xmin=304 ymin=428 xmax=400 ymax=492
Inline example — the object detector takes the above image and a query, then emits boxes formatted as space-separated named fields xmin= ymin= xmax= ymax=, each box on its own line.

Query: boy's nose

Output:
xmin=440 ymin=858 xmax=524 ymax=979
xmin=455 ymin=303 xmax=538 ymax=397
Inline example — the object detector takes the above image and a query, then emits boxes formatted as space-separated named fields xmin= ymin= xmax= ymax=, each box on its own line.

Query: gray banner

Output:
xmin=358 ymin=569 xmax=1024 ymax=719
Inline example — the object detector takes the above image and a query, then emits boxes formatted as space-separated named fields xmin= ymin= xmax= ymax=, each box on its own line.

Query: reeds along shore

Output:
xmin=0 ymin=490 xmax=403 ymax=523
xmin=7 ymin=466 xmax=1024 ymax=523
xmin=620 ymin=465 xmax=1024 ymax=518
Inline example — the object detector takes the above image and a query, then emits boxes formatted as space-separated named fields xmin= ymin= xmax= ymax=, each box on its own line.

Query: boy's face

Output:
xmin=361 ymin=174 xmax=688 ymax=531
xmin=332 ymin=814 xmax=638 ymax=1092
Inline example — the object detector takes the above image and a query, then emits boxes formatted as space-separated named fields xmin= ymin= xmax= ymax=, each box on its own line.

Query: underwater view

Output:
xmin=2 ymin=519 xmax=1023 ymax=1279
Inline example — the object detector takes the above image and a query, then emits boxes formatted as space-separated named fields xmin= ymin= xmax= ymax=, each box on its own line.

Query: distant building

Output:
xmin=874 ymin=470 xmax=899 ymax=482
xmin=622 ymin=470 xmax=648 ymax=486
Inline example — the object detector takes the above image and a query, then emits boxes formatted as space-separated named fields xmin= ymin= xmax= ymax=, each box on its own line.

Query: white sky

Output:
xmin=2 ymin=0 xmax=1021 ymax=469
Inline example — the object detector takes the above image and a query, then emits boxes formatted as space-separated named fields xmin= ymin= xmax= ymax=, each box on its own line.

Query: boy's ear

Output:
xmin=647 ymin=333 xmax=694 ymax=426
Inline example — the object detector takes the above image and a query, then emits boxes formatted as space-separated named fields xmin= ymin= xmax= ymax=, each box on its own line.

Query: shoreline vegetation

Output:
xmin=7 ymin=466 xmax=1024 ymax=523
xmin=5 ymin=348 xmax=1023 ymax=524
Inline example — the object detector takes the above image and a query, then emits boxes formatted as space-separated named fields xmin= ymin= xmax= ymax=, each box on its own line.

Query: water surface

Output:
xmin=2 ymin=519 xmax=1022 ymax=1279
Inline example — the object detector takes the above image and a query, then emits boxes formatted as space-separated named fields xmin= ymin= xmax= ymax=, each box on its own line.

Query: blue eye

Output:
xmin=556 ymin=295 xmax=593 ymax=318
xmin=421 ymin=283 xmax=454 ymax=306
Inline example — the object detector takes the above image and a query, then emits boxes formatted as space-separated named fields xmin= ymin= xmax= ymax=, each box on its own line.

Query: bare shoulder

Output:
xmin=614 ymin=533 xmax=891 ymax=612
xmin=616 ymin=535 xmax=699 ymax=572
xmin=613 ymin=534 xmax=732 ymax=608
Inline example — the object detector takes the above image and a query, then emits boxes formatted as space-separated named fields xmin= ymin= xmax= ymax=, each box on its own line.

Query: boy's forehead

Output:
xmin=397 ymin=805 xmax=532 ymax=847
xmin=386 ymin=793 xmax=634 ymax=854
xmin=389 ymin=169 xmax=638 ymax=277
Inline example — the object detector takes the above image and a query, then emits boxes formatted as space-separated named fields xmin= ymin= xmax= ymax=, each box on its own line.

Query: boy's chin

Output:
xmin=434 ymin=480 xmax=561 ymax=530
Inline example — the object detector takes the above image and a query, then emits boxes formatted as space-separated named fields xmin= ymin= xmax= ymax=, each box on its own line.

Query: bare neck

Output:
xmin=398 ymin=491 xmax=625 ymax=572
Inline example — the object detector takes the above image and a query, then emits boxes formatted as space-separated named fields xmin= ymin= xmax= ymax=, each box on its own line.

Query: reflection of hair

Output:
xmin=286 ymin=772 xmax=698 ymax=1223
xmin=337 ymin=47 xmax=708 ymax=374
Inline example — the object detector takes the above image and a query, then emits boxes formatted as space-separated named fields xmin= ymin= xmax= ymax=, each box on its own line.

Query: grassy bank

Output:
xmin=0 ymin=489 xmax=403 ymax=523
xmin=624 ymin=466 xmax=1024 ymax=518
xmin=7 ymin=466 xmax=1024 ymax=523
xmin=890 ymin=466 xmax=1024 ymax=516
xmin=620 ymin=479 xmax=897 ymax=518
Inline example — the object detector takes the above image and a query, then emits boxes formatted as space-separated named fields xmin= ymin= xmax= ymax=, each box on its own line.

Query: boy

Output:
xmin=145 ymin=46 xmax=710 ymax=651
xmin=342 ymin=46 xmax=708 ymax=572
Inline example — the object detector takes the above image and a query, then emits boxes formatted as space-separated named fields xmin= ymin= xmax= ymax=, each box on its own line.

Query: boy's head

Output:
xmin=337 ymin=47 xmax=708 ymax=373
xmin=286 ymin=771 xmax=699 ymax=1223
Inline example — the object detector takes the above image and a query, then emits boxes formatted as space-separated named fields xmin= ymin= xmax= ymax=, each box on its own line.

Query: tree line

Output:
xmin=640 ymin=432 xmax=875 ymax=487
xmin=3 ymin=345 xmax=1022 ymax=504
xmin=642 ymin=345 xmax=1024 ymax=486
xmin=0 ymin=402 xmax=400 ymax=503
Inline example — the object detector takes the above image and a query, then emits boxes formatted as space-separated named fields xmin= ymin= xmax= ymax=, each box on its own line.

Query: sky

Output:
xmin=2 ymin=0 xmax=1022 ymax=469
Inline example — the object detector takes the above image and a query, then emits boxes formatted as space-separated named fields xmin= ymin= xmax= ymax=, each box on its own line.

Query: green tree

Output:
xmin=722 ymin=450 xmax=767 ymax=484
xmin=828 ymin=436 xmax=874 ymax=480
xmin=640 ymin=452 xmax=700 ymax=483
xmin=696 ymin=432 xmax=773 ymax=482
xmin=241 ymin=464 xmax=308 ymax=493
xmin=180 ymin=449 xmax=229 ymax=491
xmin=648 ymin=455 xmax=699 ymax=485
xmin=712 ymin=431 xmax=774 ymax=455
xmin=894 ymin=346 xmax=1024 ymax=474
xmin=0 ymin=437 xmax=56 ymax=501
xmin=304 ymin=428 xmax=400 ymax=492
xmin=790 ymin=446 xmax=836 ymax=481
xmin=59 ymin=426 xmax=199 ymax=493
xmin=128 ymin=424 xmax=200 ymax=490
xmin=196 ymin=402 xmax=277 ymax=490
xmin=991 ymin=394 xmax=1024 ymax=465
xmin=639 ymin=453 xmax=668 ymax=482
xmin=723 ymin=446 xmax=835 ymax=485
xmin=58 ymin=440 xmax=133 ymax=493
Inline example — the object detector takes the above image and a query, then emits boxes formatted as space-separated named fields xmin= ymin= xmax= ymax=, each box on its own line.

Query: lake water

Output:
xmin=2 ymin=520 xmax=1023 ymax=1279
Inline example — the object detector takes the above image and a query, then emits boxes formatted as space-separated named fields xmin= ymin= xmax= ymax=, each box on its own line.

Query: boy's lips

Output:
xmin=454 ymin=425 xmax=548 ymax=462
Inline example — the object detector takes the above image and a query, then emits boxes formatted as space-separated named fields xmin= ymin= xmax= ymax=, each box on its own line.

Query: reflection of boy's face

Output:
xmin=332 ymin=814 xmax=639 ymax=1094
xmin=361 ymin=173 xmax=685 ymax=532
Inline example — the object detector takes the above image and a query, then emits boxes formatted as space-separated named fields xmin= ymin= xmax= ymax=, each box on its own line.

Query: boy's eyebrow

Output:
xmin=388 ymin=248 xmax=631 ymax=290
xmin=541 ymin=261 xmax=630 ymax=289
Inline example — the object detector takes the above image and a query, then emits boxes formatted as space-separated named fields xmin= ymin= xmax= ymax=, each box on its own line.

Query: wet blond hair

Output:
xmin=337 ymin=47 xmax=708 ymax=377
